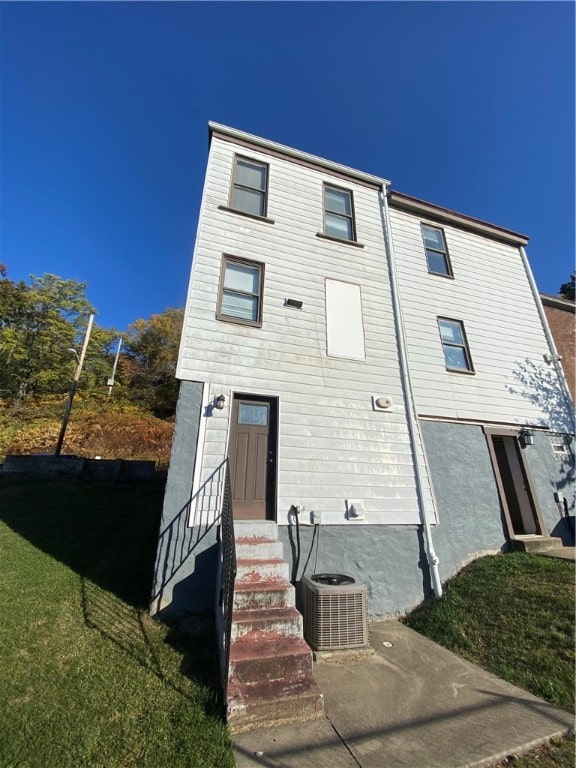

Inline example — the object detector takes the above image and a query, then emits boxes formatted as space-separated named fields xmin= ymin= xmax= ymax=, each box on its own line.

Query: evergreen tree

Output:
xmin=559 ymin=273 xmax=575 ymax=301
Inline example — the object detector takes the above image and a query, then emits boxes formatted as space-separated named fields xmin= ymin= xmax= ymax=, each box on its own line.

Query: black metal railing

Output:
xmin=219 ymin=460 xmax=237 ymax=705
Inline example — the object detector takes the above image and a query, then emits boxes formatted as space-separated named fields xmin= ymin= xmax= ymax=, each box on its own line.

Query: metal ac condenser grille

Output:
xmin=302 ymin=577 xmax=368 ymax=651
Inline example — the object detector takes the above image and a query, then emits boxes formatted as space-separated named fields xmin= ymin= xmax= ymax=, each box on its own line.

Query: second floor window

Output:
xmin=438 ymin=318 xmax=474 ymax=372
xmin=324 ymin=185 xmax=356 ymax=241
xmin=230 ymin=156 xmax=268 ymax=217
xmin=217 ymin=256 xmax=264 ymax=327
xmin=422 ymin=224 xmax=453 ymax=277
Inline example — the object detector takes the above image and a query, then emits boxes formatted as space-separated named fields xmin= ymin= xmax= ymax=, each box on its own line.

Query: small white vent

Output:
xmin=301 ymin=575 xmax=369 ymax=651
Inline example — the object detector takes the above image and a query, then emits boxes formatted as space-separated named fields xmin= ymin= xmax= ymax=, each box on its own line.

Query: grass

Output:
xmin=499 ymin=738 xmax=576 ymax=768
xmin=0 ymin=479 xmax=234 ymax=768
xmin=405 ymin=552 xmax=575 ymax=767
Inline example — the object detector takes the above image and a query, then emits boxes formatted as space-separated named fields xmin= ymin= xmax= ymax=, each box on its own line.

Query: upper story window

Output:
xmin=437 ymin=318 xmax=474 ymax=372
xmin=421 ymin=224 xmax=453 ymax=277
xmin=230 ymin=156 xmax=268 ymax=217
xmin=217 ymin=255 xmax=264 ymax=327
xmin=324 ymin=185 xmax=356 ymax=241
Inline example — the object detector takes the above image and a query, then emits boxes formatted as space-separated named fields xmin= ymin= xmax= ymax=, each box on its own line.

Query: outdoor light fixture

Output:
xmin=214 ymin=394 xmax=226 ymax=410
xmin=543 ymin=352 xmax=562 ymax=363
xmin=519 ymin=429 xmax=535 ymax=448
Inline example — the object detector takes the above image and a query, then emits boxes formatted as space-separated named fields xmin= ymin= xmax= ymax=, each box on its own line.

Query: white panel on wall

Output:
xmin=325 ymin=279 xmax=366 ymax=360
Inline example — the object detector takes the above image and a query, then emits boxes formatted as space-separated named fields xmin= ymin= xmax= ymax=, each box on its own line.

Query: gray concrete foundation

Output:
xmin=152 ymin=407 xmax=575 ymax=619
xmin=150 ymin=380 xmax=219 ymax=617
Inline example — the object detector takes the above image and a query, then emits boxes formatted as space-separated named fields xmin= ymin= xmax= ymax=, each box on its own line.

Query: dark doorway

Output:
xmin=486 ymin=431 xmax=545 ymax=538
xmin=228 ymin=394 xmax=277 ymax=521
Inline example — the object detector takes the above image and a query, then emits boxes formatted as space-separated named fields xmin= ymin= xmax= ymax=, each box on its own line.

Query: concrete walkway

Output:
xmin=233 ymin=621 xmax=574 ymax=768
xmin=538 ymin=546 xmax=576 ymax=561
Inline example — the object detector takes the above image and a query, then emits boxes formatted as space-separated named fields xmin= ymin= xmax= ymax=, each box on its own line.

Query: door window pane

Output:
xmin=238 ymin=403 xmax=269 ymax=426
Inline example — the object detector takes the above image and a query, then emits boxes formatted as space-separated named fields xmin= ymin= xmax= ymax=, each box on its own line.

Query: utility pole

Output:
xmin=54 ymin=314 xmax=94 ymax=456
xmin=107 ymin=337 xmax=122 ymax=396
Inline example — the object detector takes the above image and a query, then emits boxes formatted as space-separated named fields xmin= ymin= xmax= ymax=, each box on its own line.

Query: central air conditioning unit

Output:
xmin=301 ymin=574 xmax=369 ymax=651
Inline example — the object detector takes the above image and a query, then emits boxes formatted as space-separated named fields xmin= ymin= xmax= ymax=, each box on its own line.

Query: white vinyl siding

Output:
xmin=390 ymin=208 xmax=573 ymax=432
xmin=179 ymin=137 xmax=434 ymax=525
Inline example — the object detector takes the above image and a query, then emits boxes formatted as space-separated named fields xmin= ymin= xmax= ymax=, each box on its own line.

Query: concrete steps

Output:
xmin=233 ymin=580 xmax=295 ymax=610
xmin=511 ymin=535 xmax=565 ymax=553
xmin=227 ymin=522 xmax=324 ymax=734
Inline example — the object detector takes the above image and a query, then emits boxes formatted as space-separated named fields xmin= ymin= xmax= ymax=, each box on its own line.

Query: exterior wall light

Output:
xmin=543 ymin=352 xmax=562 ymax=363
xmin=214 ymin=394 xmax=226 ymax=410
xmin=519 ymin=429 xmax=535 ymax=447
xmin=373 ymin=396 xmax=393 ymax=410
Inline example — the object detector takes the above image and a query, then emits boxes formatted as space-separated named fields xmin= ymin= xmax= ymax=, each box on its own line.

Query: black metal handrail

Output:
xmin=219 ymin=460 xmax=237 ymax=705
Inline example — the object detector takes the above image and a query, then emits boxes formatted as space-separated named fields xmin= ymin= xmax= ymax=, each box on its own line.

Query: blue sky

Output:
xmin=2 ymin=1 xmax=574 ymax=331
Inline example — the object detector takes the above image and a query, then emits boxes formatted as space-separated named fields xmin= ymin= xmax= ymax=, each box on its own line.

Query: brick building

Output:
xmin=540 ymin=293 xmax=575 ymax=401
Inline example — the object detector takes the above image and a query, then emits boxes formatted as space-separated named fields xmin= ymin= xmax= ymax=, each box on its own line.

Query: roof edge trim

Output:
xmin=388 ymin=191 xmax=530 ymax=246
xmin=209 ymin=122 xmax=390 ymax=189
xmin=540 ymin=293 xmax=576 ymax=312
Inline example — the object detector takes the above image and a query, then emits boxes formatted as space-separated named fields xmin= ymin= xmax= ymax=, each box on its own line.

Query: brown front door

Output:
xmin=486 ymin=430 xmax=546 ymax=539
xmin=228 ymin=395 xmax=277 ymax=520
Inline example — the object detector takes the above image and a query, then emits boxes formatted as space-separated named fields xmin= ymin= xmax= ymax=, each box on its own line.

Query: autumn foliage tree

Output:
xmin=0 ymin=271 xmax=117 ymax=407
xmin=123 ymin=307 xmax=184 ymax=416
xmin=0 ymin=267 xmax=184 ymax=422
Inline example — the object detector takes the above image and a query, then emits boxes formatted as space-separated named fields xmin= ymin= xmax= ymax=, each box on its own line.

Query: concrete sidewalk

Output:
xmin=233 ymin=621 xmax=574 ymax=768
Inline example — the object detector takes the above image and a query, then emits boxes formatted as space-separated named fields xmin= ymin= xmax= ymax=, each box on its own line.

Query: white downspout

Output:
xmin=519 ymin=245 xmax=575 ymax=432
xmin=380 ymin=187 xmax=443 ymax=598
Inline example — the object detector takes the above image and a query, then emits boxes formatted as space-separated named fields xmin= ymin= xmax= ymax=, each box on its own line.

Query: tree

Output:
xmin=123 ymin=307 xmax=184 ymax=415
xmin=0 ymin=272 xmax=116 ymax=407
xmin=559 ymin=274 xmax=575 ymax=302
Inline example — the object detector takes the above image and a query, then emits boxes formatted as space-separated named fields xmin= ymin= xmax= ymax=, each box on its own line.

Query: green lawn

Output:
xmin=0 ymin=479 xmax=234 ymax=768
xmin=405 ymin=552 xmax=575 ymax=767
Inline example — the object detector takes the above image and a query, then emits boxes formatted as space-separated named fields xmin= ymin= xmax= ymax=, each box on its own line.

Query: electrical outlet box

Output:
xmin=311 ymin=510 xmax=322 ymax=525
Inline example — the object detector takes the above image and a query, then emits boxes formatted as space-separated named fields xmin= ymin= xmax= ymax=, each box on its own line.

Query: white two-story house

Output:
xmin=151 ymin=123 xmax=574 ymax=620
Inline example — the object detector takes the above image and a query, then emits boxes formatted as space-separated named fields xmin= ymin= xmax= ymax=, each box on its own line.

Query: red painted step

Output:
xmin=227 ymin=526 xmax=324 ymax=732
